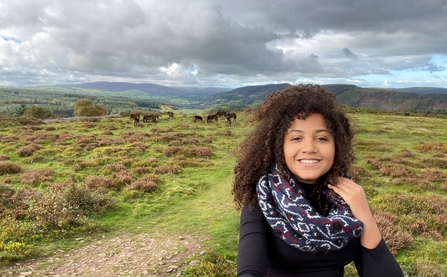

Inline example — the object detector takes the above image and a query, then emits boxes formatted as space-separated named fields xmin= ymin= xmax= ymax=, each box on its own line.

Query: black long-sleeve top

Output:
xmin=237 ymin=203 xmax=404 ymax=277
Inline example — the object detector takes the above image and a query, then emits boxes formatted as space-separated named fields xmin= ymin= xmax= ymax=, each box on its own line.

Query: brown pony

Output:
xmin=207 ymin=114 xmax=218 ymax=123
xmin=193 ymin=115 xmax=203 ymax=123
xmin=130 ymin=114 xmax=140 ymax=127
xmin=226 ymin=112 xmax=237 ymax=121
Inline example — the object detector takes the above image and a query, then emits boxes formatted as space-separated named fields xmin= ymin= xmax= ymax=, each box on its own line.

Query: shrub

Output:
xmin=106 ymin=163 xmax=128 ymax=172
xmin=373 ymin=210 xmax=413 ymax=255
xmin=22 ymin=105 xmax=53 ymax=119
xmin=0 ymin=161 xmax=22 ymax=175
xmin=129 ymin=175 xmax=159 ymax=192
xmin=422 ymin=169 xmax=447 ymax=182
xmin=111 ymin=171 xmax=135 ymax=186
xmin=180 ymin=250 xmax=236 ymax=277
xmin=154 ymin=165 xmax=182 ymax=174
xmin=0 ymin=154 xmax=10 ymax=160
xmin=84 ymin=176 xmax=115 ymax=190
xmin=74 ymin=99 xmax=106 ymax=116
xmin=20 ymin=169 xmax=56 ymax=185
xmin=16 ymin=143 xmax=43 ymax=157
xmin=194 ymin=147 xmax=212 ymax=158
xmin=348 ymin=165 xmax=371 ymax=181
xmin=379 ymin=166 xmax=416 ymax=178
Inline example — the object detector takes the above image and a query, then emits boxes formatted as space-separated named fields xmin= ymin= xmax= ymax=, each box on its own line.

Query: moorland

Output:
xmin=0 ymin=83 xmax=447 ymax=276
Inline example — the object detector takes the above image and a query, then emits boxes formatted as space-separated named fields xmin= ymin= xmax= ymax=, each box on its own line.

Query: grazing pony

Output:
xmin=167 ymin=111 xmax=174 ymax=118
xmin=224 ymin=115 xmax=231 ymax=126
xmin=216 ymin=110 xmax=227 ymax=117
xmin=226 ymin=112 xmax=237 ymax=121
xmin=193 ymin=115 xmax=203 ymax=123
xmin=207 ymin=114 xmax=219 ymax=123
xmin=143 ymin=114 xmax=158 ymax=122
xmin=130 ymin=114 xmax=140 ymax=127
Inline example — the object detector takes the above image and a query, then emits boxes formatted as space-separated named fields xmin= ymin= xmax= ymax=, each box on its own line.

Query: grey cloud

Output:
xmin=342 ymin=48 xmax=359 ymax=60
xmin=0 ymin=0 xmax=446 ymax=87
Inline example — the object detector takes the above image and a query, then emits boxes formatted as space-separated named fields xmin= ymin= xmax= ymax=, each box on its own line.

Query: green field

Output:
xmin=1 ymin=110 xmax=447 ymax=276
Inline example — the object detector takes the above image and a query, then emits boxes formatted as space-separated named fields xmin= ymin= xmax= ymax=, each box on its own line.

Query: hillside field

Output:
xmin=0 ymin=110 xmax=447 ymax=276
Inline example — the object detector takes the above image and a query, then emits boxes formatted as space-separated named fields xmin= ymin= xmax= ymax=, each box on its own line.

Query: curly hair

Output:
xmin=231 ymin=84 xmax=354 ymax=210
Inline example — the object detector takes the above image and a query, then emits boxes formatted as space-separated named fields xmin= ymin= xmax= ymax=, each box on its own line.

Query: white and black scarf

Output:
xmin=256 ymin=164 xmax=364 ymax=253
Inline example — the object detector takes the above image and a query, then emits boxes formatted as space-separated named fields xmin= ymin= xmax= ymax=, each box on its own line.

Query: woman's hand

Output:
xmin=328 ymin=177 xmax=382 ymax=249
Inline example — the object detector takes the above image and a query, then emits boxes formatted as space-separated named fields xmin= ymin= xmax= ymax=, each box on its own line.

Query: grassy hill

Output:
xmin=0 ymin=110 xmax=447 ymax=276
xmin=2 ymin=82 xmax=447 ymax=118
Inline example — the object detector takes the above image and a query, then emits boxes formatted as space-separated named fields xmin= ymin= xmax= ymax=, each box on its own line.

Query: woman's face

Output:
xmin=283 ymin=113 xmax=335 ymax=184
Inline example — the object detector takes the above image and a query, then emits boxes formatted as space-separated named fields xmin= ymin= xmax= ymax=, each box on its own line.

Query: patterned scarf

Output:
xmin=256 ymin=164 xmax=364 ymax=253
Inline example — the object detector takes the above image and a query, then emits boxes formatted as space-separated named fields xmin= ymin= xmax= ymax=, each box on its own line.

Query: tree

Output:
xmin=15 ymin=104 xmax=27 ymax=117
xmin=74 ymin=99 xmax=106 ymax=116
xmin=22 ymin=105 xmax=53 ymax=119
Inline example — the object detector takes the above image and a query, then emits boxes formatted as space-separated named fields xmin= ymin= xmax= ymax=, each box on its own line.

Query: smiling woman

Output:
xmin=231 ymin=84 xmax=404 ymax=277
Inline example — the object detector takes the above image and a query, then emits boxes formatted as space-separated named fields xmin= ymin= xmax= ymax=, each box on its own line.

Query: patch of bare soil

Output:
xmin=1 ymin=232 xmax=205 ymax=277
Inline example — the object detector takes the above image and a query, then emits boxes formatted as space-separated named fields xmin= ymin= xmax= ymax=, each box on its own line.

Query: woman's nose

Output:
xmin=301 ymin=139 xmax=317 ymax=153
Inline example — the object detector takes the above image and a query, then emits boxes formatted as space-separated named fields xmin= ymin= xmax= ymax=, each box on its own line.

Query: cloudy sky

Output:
xmin=1 ymin=0 xmax=447 ymax=88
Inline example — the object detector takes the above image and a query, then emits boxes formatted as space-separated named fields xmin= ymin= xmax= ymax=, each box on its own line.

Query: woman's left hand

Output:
xmin=328 ymin=177 xmax=382 ymax=249
xmin=328 ymin=177 xmax=371 ymax=221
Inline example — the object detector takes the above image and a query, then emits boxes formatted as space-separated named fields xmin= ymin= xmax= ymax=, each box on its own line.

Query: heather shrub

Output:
xmin=400 ymin=149 xmax=415 ymax=157
xmin=84 ymin=176 xmax=115 ymax=190
xmin=379 ymin=166 xmax=416 ymax=178
xmin=132 ymin=167 xmax=150 ymax=175
xmin=348 ymin=165 xmax=371 ymax=181
xmin=414 ymin=141 xmax=447 ymax=153
xmin=20 ymin=169 xmax=56 ymax=185
xmin=0 ymin=161 xmax=22 ymax=175
xmin=154 ymin=164 xmax=182 ymax=174
xmin=24 ymin=133 xmax=59 ymax=144
xmin=106 ymin=163 xmax=128 ymax=172
xmin=129 ymin=175 xmax=159 ymax=192
xmin=16 ymin=143 xmax=43 ymax=157
xmin=0 ymin=135 xmax=19 ymax=143
xmin=373 ymin=210 xmax=413 ymax=255
xmin=419 ymin=157 xmax=447 ymax=169
xmin=194 ymin=147 xmax=212 ymax=158
xmin=422 ymin=169 xmax=447 ymax=182
xmin=54 ymin=182 xmax=117 ymax=218
xmin=163 ymin=146 xmax=185 ymax=157
xmin=110 ymin=171 xmax=135 ymax=187
xmin=0 ymin=154 xmax=10 ymax=160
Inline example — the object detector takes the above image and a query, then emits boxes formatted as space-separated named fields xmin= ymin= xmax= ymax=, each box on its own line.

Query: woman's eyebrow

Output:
xmin=287 ymin=128 xmax=331 ymax=133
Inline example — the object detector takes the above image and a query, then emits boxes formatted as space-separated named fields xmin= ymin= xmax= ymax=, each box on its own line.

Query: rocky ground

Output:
xmin=0 ymin=232 xmax=205 ymax=277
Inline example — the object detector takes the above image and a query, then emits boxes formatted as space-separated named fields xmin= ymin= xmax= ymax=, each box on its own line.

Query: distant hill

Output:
xmin=68 ymin=81 xmax=230 ymax=97
xmin=3 ymin=82 xmax=447 ymax=115
xmin=393 ymin=87 xmax=447 ymax=94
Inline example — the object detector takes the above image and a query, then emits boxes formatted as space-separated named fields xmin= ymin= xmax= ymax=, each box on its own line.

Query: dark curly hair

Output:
xmin=232 ymin=84 xmax=354 ymax=210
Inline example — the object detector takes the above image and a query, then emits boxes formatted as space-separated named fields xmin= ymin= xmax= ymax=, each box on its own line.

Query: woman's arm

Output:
xmin=329 ymin=177 xmax=404 ymax=277
xmin=328 ymin=177 xmax=382 ymax=249
xmin=354 ymin=238 xmax=404 ymax=277
xmin=237 ymin=204 xmax=269 ymax=277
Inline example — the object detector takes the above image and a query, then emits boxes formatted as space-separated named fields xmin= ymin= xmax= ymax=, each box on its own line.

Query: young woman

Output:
xmin=232 ymin=85 xmax=404 ymax=277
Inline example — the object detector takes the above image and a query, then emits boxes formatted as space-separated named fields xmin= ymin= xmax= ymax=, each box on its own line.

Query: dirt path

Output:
xmin=0 ymin=231 xmax=205 ymax=277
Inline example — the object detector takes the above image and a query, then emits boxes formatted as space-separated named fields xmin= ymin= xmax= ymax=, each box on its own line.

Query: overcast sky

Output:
xmin=1 ymin=0 xmax=447 ymax=88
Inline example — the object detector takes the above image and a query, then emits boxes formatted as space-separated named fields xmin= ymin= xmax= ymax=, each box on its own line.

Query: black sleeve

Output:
xmin=354 ymin=238 xmax=404 ymax=277
xmin=237 ymin=204 xmax=269 ymax=277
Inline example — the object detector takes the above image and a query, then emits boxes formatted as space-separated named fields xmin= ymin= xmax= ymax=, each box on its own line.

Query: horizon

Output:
xmin=3 ymin=80 xmax=447 ymax=90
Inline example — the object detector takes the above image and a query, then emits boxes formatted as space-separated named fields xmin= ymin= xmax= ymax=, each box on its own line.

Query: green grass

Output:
xmin=0 ymin=110 xmax=447 ymax=276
